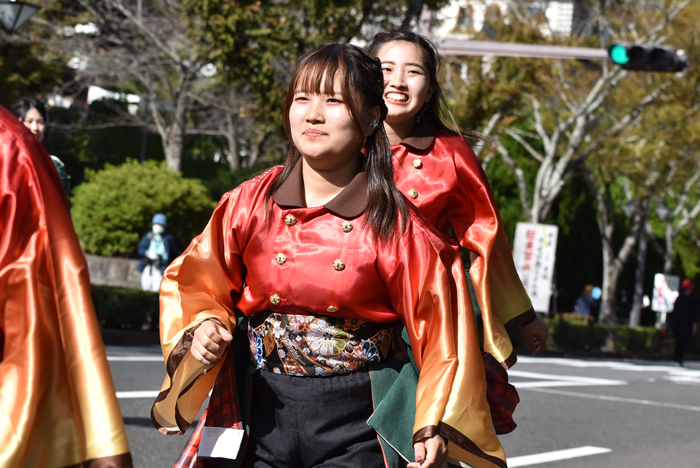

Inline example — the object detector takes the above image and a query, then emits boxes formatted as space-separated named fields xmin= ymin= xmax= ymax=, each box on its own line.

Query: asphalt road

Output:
xmin=106 ymin=345 xmax=700 ymax=468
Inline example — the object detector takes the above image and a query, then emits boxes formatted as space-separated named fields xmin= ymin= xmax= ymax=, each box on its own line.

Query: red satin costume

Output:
xmin=152 ymin=162 xmax=507 ymax=468
xmin=0 ymin=106 xmax=132 ymax=467
xmin=392 ymin=124 xmax=535 ymax=368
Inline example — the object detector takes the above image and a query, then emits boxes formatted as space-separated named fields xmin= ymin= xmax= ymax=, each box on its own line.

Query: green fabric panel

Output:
xmin=367 ymin=362 xmax=417 ymax=466
xmin=366 ymin=325 xmax=418 ymax=466
xmin=368 ymin=361 xmax=402 ymax=468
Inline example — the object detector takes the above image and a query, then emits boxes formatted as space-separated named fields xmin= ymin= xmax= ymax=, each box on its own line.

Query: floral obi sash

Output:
xmin=247 ymin=311 xmax=394 ymax=376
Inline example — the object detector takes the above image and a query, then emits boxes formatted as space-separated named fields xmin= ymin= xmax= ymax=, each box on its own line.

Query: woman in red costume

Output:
xmin=152 ymin=44 xmax=507 ymax=468
xmin=367 ymin=30 xmax=549 ymax=369
xmin=0 ymin=105 xmax=132 ymax=467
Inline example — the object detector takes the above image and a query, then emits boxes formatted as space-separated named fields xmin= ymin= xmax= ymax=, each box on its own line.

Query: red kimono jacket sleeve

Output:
xmin=0 ymin=106 xmax=132 ymax=467
xmin=152 ymin=187 xmax=247 ymax=434
xmin=381 ymin=212 xmax=506 ymax=468
xmin=394 ymin=131 xmax=534 ymax=368
xmin=446 ymin=135 xmax=535 ymax=367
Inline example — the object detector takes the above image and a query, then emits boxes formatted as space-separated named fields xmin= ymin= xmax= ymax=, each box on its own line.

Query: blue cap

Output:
xmin=151 ymin=213 xmax=167 ymax=226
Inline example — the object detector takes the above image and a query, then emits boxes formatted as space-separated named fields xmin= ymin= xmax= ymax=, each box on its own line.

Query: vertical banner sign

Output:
xmin=512 ymin=223 xmax=559 ymax=314
xmin=651 ymin=273 xmax=679 ymax=312
xmin=651 ymin=273 xmax=679 ymax=327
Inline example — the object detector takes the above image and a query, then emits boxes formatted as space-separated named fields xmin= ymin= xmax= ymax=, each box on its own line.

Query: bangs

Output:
xmin=292 ymin=52 xmax=346 ymax=96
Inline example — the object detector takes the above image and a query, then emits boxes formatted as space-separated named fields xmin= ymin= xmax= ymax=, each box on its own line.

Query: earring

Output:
xmin=369 ymin=121 xmax=379 ymax=132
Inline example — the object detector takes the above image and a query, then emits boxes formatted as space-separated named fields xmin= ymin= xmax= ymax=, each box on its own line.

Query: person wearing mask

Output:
xmin=12 ymin=97 xmax=71 ymax=195
xmin=574 ymin=284 xmax=597 ymax=317
xmin=671 ymin=279 xmax=699 ymax=366
xmin=137 ymin=213 xmax=179 ymax=292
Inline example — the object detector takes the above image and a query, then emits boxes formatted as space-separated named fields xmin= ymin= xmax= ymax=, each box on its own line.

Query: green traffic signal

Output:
xmin=608 ymin=43 xmax=689 ymax=72
xmin=609 ymin=44 xmax=630 ymax=65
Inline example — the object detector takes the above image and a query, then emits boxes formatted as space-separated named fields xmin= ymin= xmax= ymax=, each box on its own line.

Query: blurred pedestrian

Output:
xmin=0 ymin=105 xmax=132 ymax=466
xmin=671 ymin=279 xmax=699 ymax=366
xmin=574 ymin=284 xmax=597 ymax=316
xmin=137 ymin=213 xmax=179 ymax=292
xmin=11 ymin=97 xmax=71 ymax=195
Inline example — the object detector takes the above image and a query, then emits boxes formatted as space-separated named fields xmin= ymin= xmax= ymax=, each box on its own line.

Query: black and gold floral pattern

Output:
xmin=248 ymin=312 xmax=394 ymax=376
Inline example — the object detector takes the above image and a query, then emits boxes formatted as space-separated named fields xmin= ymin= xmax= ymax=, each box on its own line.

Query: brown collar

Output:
xmin=273 ymin=159 xmax=368 ymax=218
xmin=396 ymin=120 xmax=437 ymax=151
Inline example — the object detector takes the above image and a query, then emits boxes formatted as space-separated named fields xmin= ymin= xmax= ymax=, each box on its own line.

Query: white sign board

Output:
xmin=651 ymin=273 xmax=679 ymax=313
xmin=512 ymin=222 xmax=559 ymax=314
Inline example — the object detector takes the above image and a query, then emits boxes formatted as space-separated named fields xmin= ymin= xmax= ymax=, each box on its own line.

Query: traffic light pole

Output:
xmin=434 ymin=39 xmax=689 ymax=72
xmin=434 ymin=39 xmax=610 ymax=61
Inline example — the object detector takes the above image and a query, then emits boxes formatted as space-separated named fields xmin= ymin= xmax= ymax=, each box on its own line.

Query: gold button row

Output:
xmin=274 ymin=253 xmax=346 ymax=271
xmin=408 ymin=188 xmax=419 ymax=199
xmin=284 ymin=214 xmax=353 ymax=234
xmin=268 ymin=294 xmax=338 ymax=314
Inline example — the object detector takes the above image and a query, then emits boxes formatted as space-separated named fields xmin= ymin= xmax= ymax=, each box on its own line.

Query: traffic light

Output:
xmin=608 ymin=43 xmax=689 ymax=72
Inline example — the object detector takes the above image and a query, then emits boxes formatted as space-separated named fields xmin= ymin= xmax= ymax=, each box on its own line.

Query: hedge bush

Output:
xmin=91 ymin=285 xmax=159 ymax=330
xmin=71 ymin=159 xmax=217 ymax=256
xmin=546 ymin=313 xmax=696 ymax=354
xmin=548 ymin=314 xmax=607 ymax=350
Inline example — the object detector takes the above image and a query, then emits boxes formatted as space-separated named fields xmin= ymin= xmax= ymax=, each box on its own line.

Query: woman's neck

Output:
xmin=301 ymin=155 xmax=362 ymax=207
xmin=384 ymin=117 xmax=417 ymax=146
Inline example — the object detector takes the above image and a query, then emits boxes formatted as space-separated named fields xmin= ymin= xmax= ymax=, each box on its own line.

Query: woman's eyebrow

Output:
xmin=293 ymin=89 xmax=342 ymax=95
xmin=381 ymin=60 xmax=426 ymax=70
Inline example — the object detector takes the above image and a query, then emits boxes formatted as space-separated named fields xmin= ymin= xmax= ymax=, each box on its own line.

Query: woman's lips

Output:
xmin=304 ymin=129 xmax=326 ymax=137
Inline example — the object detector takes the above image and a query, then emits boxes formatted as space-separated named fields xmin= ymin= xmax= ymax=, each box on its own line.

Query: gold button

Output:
xmin=341 ymin=221 xmax=353 ymax=233
xmin=275 ymin=253 xmax=287 ymax=265
xmin=413 ymin=158 xmax=422 ymax=168
xmin=285 ymin=214 xmax=297 ymax=226
xmin=269 ymin=294 xmax=281 ymax=306
xmin=327 ymin=305 xmax=339 ymax=313
xmin=333 ymin=259 xmax=345 ymax=271
xmin=408 ymin=188 xmax=418 ymax=199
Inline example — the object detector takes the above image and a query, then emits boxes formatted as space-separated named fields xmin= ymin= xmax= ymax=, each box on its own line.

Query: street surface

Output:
xmin=106 ymin=345 xmax=700 ymax=468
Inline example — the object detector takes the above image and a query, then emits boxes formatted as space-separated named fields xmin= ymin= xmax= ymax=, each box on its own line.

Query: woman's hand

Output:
xmin=408 ymin=434 xmax=448 ymax=468
xmin=191 ymin=320 xmax=233 ymax=365
xmin=522 ymin=314 xmax=548 ymax=355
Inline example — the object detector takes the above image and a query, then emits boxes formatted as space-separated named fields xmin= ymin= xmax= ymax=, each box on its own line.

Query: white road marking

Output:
xmin=508 ymin=446 xmax=611 ymax=467
xmin=663 ymin=375 xmax=700 ymax=385
xmin=116 ymin=390 xmax=160 ymax=399
xmin=518 ymin=356 xmax=700 ymax=375
xmin=107 ymin=356 xmax=163 ymax=361
xmin=523 ymin=387 xmax=700 ymax=412
xmin=516 ymin=356 xmax=700 ymax=389
xmin=509 ymin=370 xmax=626 ymax=388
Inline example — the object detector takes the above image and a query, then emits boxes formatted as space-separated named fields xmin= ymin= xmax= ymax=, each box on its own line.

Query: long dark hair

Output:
xmin=367 ymin=30 xmax=485 ymax=142
xmin=267 ymin=42 xmax=408 ymax=243
xmin=12 ymin=97 xmax=48 ymax=144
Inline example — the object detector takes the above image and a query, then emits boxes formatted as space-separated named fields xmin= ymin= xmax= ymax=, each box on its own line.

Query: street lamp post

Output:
xmin=620 ymin=201 xmax=636 ymax=218
xmin=654 ymin=203 xmax=670 ymax=221
xmin=0 ymin=1 xmax=40 ymax=34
